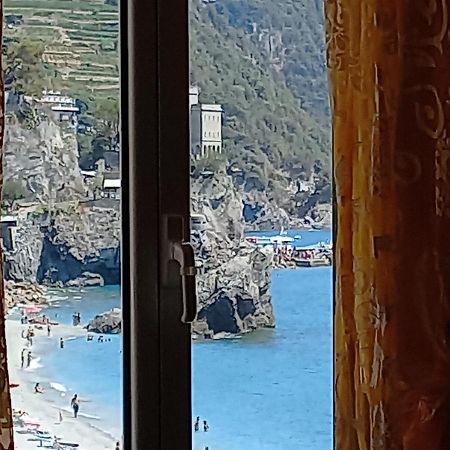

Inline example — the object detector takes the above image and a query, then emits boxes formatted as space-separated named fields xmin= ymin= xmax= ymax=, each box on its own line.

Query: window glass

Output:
xmin=190 ymin=1 xmax=332 ymax=449
xmin=3 ymin=0 xmax=123 ymax=448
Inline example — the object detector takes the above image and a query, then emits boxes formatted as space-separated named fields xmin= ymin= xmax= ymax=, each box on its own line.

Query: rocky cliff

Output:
xmin=192 ymin=230 xmax=274 ymax=337
xmin=4 ymin=206 xmax=120 ymax=286
xmin=4 ymin=119 xmax=85 ymax=202
xmin=37 ymin=206 xmax=120 ymax=285
xmin=3 ymin=118 xmax=120 ymax=286
xmin=191 ymin=171 xmax=275 ymax=337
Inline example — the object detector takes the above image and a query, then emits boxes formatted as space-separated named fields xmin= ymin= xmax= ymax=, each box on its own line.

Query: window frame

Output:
xmin=122 ymin=0 xmax=192 ymax=448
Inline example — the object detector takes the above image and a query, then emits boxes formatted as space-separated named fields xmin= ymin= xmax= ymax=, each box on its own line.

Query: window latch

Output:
xmin=163 ymin=215 xmax=197 ymax=324
xmin=171 ymin=241 xmax=197 ymax=323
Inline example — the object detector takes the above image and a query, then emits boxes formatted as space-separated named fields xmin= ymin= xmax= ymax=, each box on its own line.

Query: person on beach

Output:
xmin=115 ymin=442 xmax=120 ymax=450
xmin=27 ymin=351 xmax=32 ymax=368
xmin=21 ymin=348 xmax=27 ymax=368
xmin=203 ymin=420 xmax=209 ymax=432
xmin=194 ymin=416 xmax=200 ymax=432
xmin=60 ymin=338 xmax=64 ymax=349
xmin=71 ymin=394 xmax=80 ymax=418
xmin=34 ymin=383 xmax=43 ymax=394
xmin=27 ymin=328 xmax=33 ymax=347
xmin=47 ymin=323 xmax=51 ymax=337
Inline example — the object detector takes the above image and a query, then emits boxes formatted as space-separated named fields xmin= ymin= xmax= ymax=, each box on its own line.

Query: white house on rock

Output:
xmin=38 ymin=90 xmax=80 ymax=128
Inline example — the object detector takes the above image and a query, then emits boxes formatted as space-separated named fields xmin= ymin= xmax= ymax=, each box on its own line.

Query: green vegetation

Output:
xmin=4 ymin=0 xmax=119 ymax=111
xmin=2 ymin=179 xmax=28 ymax=202
xmin=190 ymin=0 xmax=330 ymax=186
xmin=4 ymin=37 xmax=61 ymax=96
xmin=3 ymin=0 xmax=331 ymax=196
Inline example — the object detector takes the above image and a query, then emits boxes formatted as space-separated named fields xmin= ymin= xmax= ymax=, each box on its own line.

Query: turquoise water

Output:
xmin=193 ymin=266 xmax=333 ymax=450
xmin=18 ymin=230 xmax=332 ymax=449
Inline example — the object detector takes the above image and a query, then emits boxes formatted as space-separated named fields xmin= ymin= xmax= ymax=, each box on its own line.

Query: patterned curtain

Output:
xmin=0 ymin=2 xmax=14 ymax=448
xmin=327 ymin=1 xmax=450 ymax=449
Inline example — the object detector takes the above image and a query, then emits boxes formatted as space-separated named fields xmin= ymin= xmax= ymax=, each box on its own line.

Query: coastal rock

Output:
xmin=4 ymin=281 xmax=47 ymax=309
xmin=191 ymin=171 xmax=275 ymax=338
xmin=193 ymin=239 xmax=275 ymax=337
xmin=3 ymin=219 xmax=43 ymax=283
xmin=67 ymin=272 xmax=105 ymax=287
xmin=4 ymin=206 xmax=121 ymax=286
xmin=37 ymin=206 xmax=120 ymax=285
xmin=2 ymin=118 xmax=121 ymax=286
xmin=191 ymin=171 xmax=244 ymax=240
xmin=87 ymin=308 xmax=121 ymax=334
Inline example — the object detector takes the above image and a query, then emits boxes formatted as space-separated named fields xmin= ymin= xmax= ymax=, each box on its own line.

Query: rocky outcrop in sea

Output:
xmin=86 ymin=308 xmax=121 ymax=334
xmin=191 ymin=171 xmax=275 ymax=337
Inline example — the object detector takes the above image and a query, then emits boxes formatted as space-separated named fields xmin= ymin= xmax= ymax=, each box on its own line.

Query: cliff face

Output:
xmin=4 ymin=121 xmax=275 ymax=337
xmin=191 ymin=171 xmax=275 ymax=337
xmin=4 ymin=221 xmax=43 ymax=283
xmin=37 ymin=207 xmax=121 ymax=285
xmin=3 ymin=118 xmax=121 ymax=286
xmin=4 ymin=120 xmax=85 ymax=202
xmin=4 ymin=207 xmax=121 ymax=286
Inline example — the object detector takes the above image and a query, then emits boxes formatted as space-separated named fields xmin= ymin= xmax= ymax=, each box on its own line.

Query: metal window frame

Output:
xmin=122 ymin=0 xmax=192 ymax=448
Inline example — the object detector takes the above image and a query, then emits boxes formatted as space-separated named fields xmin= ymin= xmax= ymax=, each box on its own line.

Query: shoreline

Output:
xmin=6 ymin=319 xmax=120 ymax=450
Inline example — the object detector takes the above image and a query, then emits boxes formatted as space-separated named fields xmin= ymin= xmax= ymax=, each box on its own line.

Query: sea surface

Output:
xmin=11 ymin=230 xmax=333 ymax=449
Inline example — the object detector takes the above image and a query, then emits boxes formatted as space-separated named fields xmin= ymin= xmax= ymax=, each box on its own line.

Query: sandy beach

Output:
xmin=6 ymin=319 xmax=120 ymax=450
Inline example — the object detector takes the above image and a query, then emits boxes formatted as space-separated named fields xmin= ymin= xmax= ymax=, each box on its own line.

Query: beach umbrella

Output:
xmin=23 ymin=305 xmax=42 ymax=314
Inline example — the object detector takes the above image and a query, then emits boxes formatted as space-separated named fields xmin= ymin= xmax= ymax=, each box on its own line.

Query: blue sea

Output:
xmin=14 ymin=230 xmax=333 ymax=449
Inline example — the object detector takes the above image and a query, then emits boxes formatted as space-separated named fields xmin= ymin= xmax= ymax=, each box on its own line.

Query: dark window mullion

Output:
xmin=125 ymin=0 xmax=162 ymax=448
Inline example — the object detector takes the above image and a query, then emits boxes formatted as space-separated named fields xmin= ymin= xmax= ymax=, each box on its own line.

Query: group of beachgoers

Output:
xmin=13 ymin=309 xmax=123 ymax=449
xmin=194 ymin=416 xmax=210 ymax=432
xmin=194 ymin=416 xmax=213 ymax=449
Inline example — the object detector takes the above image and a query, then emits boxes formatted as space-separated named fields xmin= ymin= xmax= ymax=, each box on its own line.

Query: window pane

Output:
xmin=3 ymin=0 xmax=122 ymax=448
xmin=190 ymin=1 xmax=332 ymax=449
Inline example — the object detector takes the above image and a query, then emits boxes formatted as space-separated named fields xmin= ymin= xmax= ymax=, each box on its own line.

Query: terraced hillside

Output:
xmin=4 ymin=0 xmax=119 ymax=103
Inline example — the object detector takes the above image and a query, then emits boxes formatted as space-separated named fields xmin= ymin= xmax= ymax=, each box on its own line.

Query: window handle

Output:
xmin=171 ymin=241 xmax=197 ymax=324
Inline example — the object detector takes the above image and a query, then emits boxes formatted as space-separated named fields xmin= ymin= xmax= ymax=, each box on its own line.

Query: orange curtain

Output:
xmin=0 ymin=2 xmax=14 ymax=447
xmin=327 ymin=1 xmax=450 ymax=449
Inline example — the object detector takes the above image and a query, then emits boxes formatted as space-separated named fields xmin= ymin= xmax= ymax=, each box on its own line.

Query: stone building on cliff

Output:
xmin=189 ymin=86 xmax=223 ymax=159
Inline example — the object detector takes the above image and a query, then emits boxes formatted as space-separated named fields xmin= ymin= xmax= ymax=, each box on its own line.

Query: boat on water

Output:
xmin=245 ymin=234 xmax=295 ymax=247
xmin=270 ymin=235 xmax=295 ymax=245
xmin=246 ymin=227 xmax=296 ymax=247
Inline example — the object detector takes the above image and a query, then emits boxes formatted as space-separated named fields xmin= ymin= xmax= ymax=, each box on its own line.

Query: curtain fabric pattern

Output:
xmin=0 ymin=2 xmax=14 ymax=448
xmin=327 ymin=1 xmax=450 ymax=449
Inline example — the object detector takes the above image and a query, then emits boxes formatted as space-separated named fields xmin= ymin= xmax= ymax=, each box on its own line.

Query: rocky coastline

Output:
xmin=1 ymin=119 xmax=330 ymax=338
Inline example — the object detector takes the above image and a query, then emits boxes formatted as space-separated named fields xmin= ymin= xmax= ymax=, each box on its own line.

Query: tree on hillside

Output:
xmin=93 ymin=97 xmax=119 ymax=136
xmin=2 ymin=179 xmax=28 ymax=203
xmin=4 ymin=39 xmax=57 ymax=97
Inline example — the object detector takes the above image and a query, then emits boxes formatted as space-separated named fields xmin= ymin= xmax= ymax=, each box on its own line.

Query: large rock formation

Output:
xmin=37 ymin=206 xmax=120 ymax=285
xmin=4 ymin=220 xmax=43 ymax=283
xmin=4 ymin=206 xmax=121 ymax=286
xmin=192 ymin=230 xmax=274 ymax=337
xmin=191 ymin=171 xmax=275 ymax=337
xmin=87 ymin=308 xmax=121 ymax=334
xmin=3 ymin=118 xmax=121 ymax=286
xmin=4 ymin=119 xmax=85 ymax=202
